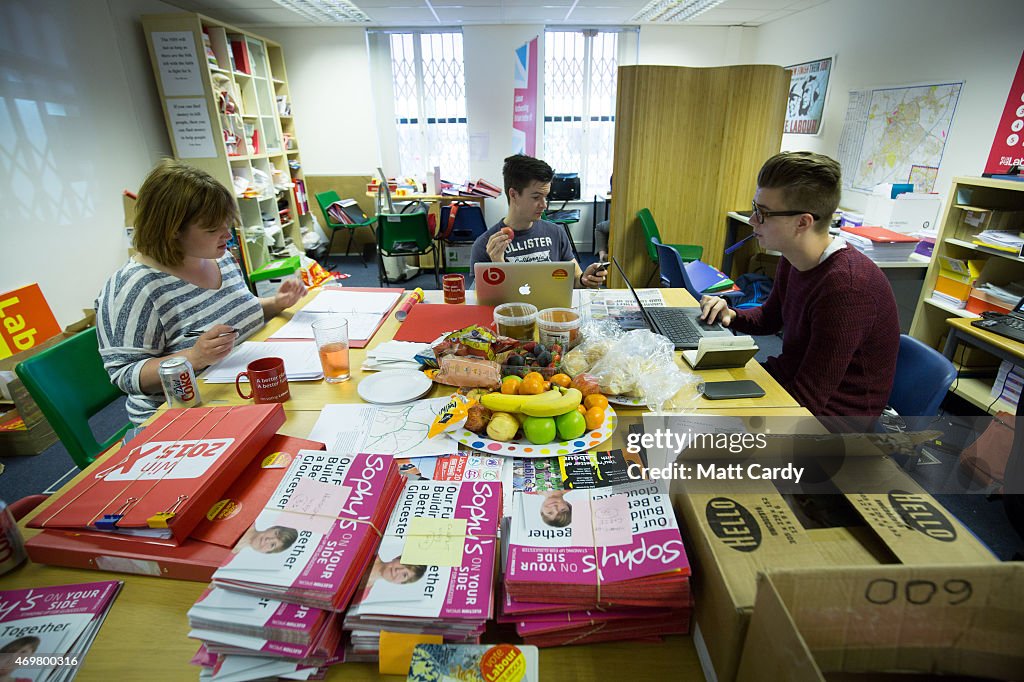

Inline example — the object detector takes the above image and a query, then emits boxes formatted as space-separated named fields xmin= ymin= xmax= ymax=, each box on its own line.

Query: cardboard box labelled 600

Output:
xmin=737 ymin=564 xmax=1024 ymax=681
xmin=644 ymin=416 xmax=998 ymax=682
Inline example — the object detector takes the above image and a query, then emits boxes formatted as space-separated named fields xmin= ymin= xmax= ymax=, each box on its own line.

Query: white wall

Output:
xmin=0 ymin=0 xmax=173 ymax=327
xmin=257 ymin=26 xmax=380 ymax=174
xmin=747 ymin=0 xmax=1023 ymax=210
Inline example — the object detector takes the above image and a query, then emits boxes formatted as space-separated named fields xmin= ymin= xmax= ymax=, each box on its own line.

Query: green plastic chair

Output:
xmin=376 ymin=211 xmax=441 ymax=288
xmin=314 ymin=190 xmax=377 ymax=266
xmin=637 ymin=208 xmax=703 ymax=265
xmin=15 ymin=328 xmax=130 ymax=469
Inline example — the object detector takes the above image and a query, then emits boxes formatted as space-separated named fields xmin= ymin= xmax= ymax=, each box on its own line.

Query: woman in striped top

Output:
xmin=96 ymin=160 xmax=306 ymax=424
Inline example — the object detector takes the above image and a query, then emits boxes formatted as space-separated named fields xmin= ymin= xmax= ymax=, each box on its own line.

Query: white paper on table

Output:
xmin=307 ymin=399 xmax=457 ymax=458
xmin=271 ymin=310 xmax=386 ymax=341
xmin=269 ymin=289 xmax=401 ymax=341
xmin=202 ymin=341 xmax=323 ymax=382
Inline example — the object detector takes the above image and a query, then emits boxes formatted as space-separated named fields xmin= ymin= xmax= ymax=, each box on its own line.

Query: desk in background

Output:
xmin=13 ymin=287 xmax=801 ymax=680
xmin=943 ymin=316 xmax=1024 ymax=414
xmin=724 ymin=210 xmax=929 ymax=332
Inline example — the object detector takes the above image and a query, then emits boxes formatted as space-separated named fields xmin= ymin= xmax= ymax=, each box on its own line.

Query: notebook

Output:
xmin=612 ymin=257 xmax=734 ymax=350
xmin=474 ymin=261 xmax=574 ymax=310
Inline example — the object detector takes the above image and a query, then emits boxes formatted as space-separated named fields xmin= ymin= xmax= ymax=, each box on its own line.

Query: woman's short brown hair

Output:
xmin=757 ymin=152 xmax=841 ymax=232
xmin=132 ymin=159 xmax=238 ymax=266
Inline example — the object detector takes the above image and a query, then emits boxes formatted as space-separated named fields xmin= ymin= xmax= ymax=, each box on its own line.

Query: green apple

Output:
xmin=555 ymin=410 xmax=587 ymax=440
xmin=522 ymin=416 xmax=557 ymax=445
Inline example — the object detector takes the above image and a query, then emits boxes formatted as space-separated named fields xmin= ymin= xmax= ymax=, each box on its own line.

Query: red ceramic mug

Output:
xmin=236 ymin=357 xmax=290 ymax=403
xmin=443 ymin=273 xmax=466 ymax=304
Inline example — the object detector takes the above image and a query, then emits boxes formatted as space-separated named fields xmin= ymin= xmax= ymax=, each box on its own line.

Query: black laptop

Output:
xmin=612 ymin=257 xmax=734 ymax=350
xmin=972 ymin=296 xmax=1024 ymax=344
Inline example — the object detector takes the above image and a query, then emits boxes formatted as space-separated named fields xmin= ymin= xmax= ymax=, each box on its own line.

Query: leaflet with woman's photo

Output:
xmin=0 ymin=580 xmax=123 ymax=682
xmin=506 ymin=485 xmax=689 ymax=586
xmin=345 ymin=481 xmax=501 ymax=622
xmin=212 ymin=451 xmax=403 ymax=610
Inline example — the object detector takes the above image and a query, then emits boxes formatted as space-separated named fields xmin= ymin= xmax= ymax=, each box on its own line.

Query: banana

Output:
xmin=480 ymin=388 xmax=562 ymax=413
xmin=519 ymin=388 xmax=583 ymax=417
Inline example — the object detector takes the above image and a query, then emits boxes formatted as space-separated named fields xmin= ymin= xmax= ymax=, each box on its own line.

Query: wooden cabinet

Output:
xmin=909 ymin=176 xmax=1024 ymax=412
xmin=142 ymin=13 xmax=312 ymax=280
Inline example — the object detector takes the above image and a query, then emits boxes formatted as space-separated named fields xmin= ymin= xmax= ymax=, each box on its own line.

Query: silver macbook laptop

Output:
xmin=474 ymin=261 xmax=575 ymax=310
xmin=612 ymin=257 xmax=734 ymax=350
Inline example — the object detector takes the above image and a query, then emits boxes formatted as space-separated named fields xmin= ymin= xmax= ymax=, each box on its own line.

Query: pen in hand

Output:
xmin=184 ymin=328 xmax=238 ymax=338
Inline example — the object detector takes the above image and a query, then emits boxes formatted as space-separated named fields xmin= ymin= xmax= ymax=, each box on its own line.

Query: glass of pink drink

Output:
xmin=311 ymin=317 xmax=351 ymax=383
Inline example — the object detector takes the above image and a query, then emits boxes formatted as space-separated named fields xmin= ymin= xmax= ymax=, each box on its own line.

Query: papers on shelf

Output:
xmin=361 ymin=340 xmax=430 ymax=372
xmin=972 ymin=230 xmax=1024 ymax=254
xmin=203 ymin=341 xmax=323 ymax=382
xmin=307 ymin=399 xmax=458 ymax=458
xmin=270 ymin=289 xmax=402 ymax=341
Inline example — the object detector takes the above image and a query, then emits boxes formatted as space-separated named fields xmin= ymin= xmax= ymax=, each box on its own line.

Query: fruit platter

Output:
xmin=446 ymin=372 xmax=617 ymax=457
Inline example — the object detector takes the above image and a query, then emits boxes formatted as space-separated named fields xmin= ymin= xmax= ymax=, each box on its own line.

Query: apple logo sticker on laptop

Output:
xmin=519 ymin=283 xmax=531 ymax=295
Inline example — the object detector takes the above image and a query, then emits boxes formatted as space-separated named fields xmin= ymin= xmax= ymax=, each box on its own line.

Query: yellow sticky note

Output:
xmin=379 ymin=630 xmax=443 ymax=676
xmin=400 ymin=517 xmax=467 ymax=567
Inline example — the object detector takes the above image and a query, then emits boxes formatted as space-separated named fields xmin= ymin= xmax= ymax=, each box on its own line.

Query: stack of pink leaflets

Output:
xmin=0 ymin=580 xmax=123 ymax=682
xmin=187 ymin=587 xmax=342 ymax=667
xmin=502 ymin=483 xmax=692 ymax=646
xmin=343 ymin=480 xmax=502 ymax=661
xmin=211 ymin=451 xmax=405 ymax=611
xmin=190 ymin=450 xmax=403 ymax=678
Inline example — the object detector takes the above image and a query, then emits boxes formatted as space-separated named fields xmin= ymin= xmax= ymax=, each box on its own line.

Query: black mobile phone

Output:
xmin=595 ymin=261 xmax=611 ymax=271
xmin=700 ymin=380 xmax=765 ymax=400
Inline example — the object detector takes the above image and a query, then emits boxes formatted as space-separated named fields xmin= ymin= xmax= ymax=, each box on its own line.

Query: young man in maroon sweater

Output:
xmin=700 ymin=152 xmax=899 ymax=417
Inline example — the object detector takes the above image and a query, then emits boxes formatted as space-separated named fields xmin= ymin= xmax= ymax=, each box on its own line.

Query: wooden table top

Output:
xmin=11 ymin=286 xmax=801 ymax=680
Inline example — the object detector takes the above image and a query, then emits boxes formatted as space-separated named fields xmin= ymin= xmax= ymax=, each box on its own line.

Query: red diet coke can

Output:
xmin=159 ymin=356 xmax=202 ymax=407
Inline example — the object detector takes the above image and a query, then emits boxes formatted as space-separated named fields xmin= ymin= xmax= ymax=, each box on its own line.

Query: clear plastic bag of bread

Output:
xmin=638 ymin=369 xmax=703 ymax=412
xmin=561 ymin=319 xmax=624 ymax=377
xmin=587 ymin=329 xmax=676 ymax=397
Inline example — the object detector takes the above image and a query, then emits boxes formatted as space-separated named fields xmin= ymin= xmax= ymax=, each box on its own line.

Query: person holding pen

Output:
xmin=96 ymin=159 xmax=306 ymax=424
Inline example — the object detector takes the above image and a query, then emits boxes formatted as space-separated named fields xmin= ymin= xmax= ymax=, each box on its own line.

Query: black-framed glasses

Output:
xmin=751 ymin=200 xmax=821 ymax=223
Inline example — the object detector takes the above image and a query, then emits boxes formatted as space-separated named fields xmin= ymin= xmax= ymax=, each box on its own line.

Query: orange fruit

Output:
xmin=584 ymin=394 xmax=609 ymax=411
xmin=584 ymin=405 xmax=605 ymax=431
xmin=577 ymin=405 xmax=587 ymax=415
xmin=520 ymin=374 xmax=546 ymax=395
xmin=500 ymin=376 xmax=521 ymax=395
xmin=550 ymin=373 xmax=572 ymax=388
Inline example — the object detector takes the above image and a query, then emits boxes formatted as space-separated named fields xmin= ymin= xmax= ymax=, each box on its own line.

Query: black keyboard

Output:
xmin=646 ymin=307 xmax=703 ymax=347
xmin=973 ymin=314 xmax=1024 ymax=344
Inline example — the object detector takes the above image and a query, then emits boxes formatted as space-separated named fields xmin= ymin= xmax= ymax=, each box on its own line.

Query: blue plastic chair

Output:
xmin=887 ymin=334 xmax=956 ymax=418
xmin=653 ymin=237 xmax=742 ymax=304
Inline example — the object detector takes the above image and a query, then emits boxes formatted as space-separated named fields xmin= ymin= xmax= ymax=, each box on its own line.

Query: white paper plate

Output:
xmin=447 ymin=405 xmax=617 ymax=458
xmin=357 ymin=370 xmax=434 ymax=404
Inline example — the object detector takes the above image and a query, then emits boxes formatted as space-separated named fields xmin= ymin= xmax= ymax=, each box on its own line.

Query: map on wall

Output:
xmin=837 ymin=81 xmax=963 ymax=193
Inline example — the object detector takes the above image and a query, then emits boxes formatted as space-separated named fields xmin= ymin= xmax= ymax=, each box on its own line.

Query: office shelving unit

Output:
xmin=909 ymin=176 xmax=1024 ymax=412
xmin=141 ymin=13 xmax=311 ymax=281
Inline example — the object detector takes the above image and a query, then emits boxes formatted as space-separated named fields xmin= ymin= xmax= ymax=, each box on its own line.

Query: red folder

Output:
xmin=190 ymin=433 xmax=325 ymax=548
xmin=29 ymin=404 xmax=285 ymax=543
xmin=841 ymin=226 xmax=920 ymax=243
xmin=26 ymin=529 xmax=230 ymax=582
xmin=392 ymin=303 xmax=496 ymax=342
